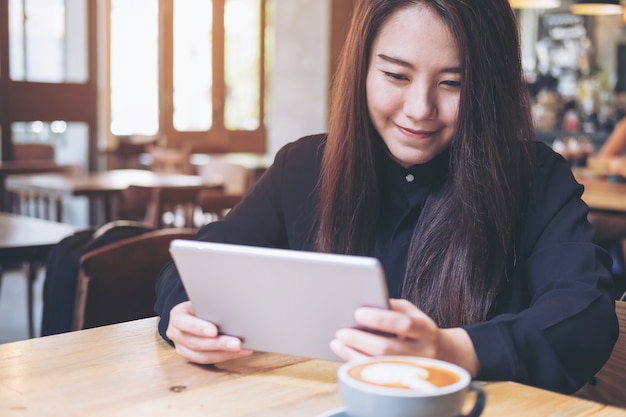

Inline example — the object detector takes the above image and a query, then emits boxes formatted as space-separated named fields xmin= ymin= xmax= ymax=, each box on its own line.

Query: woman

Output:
xmin=155 ymin=0 xmax=618 ymax=394
xmin=598 ymin=116 xmax=626 ymax=158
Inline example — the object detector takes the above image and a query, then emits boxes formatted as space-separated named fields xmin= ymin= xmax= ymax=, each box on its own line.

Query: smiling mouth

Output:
xmin=397 ymin=125 xmax=438 ymax=137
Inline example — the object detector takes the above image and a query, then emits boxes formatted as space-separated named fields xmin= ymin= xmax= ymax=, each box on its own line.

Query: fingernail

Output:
xmin=336 ymin=328 xmax=348 ymax=339
xmin=355 ymin=308 xmax=373 ymax=321
xmin=226 ymin=339 xmax=240 ymax=349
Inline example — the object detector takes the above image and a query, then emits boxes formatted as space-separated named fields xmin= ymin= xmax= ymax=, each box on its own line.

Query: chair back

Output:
xmin=198 ymin=159 xmax=250 ymax=194
xmin=196 ymin=189 xmax=243 ymax=221
xmin=574 ymin=300 xmax=626 ymax=407
xmin=144 ymin=185 xmax=213 ymax=228
xmin=120 ymin=184 xmax=222 ymax=228
xmin=71 ymin=227 xmax=198 ymax=330
xmin=146 ymin=145 xmax=194 ymax=174
xmin=112 ymin=136 xmax=157 ymax=169
xmin=196 ymin=159 xmax=248 ymax=221
xmin=12 ymin=143 xmax=56 ymax=161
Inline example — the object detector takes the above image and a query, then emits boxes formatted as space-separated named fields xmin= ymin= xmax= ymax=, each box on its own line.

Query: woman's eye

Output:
xmin=383 ymin=71 xmax=408 ymax=81
xmin=440 ymin=80 xmax=461 ymax=88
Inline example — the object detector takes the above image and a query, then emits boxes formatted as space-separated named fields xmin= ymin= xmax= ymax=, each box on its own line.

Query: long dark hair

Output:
xmin=317 ymin=0 xmax=535 ymax=327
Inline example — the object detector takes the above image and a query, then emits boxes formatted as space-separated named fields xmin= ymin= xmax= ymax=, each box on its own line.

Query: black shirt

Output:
xmin=375 ymin=148 xmax=449 ymax=297
xmin=155 ymin=133 xmax=618 ymax=394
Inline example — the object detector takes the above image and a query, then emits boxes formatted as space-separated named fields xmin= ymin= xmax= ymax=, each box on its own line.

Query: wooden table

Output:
xmin=574 ymin=168 xmax=626 ymax=213
xmin=0 ymin=213 xmax=75 ymax=338
xmin=0 ymin=161 xmax=80 ymax=212
xmin=6 ymin=169 xmax=216 ymax=225
xmin=1 ymin=317 xmax=624 ymax=417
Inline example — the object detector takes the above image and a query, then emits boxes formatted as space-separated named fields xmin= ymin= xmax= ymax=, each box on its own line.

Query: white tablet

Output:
xmin=169 ymin=239 xmax=390 ymax=361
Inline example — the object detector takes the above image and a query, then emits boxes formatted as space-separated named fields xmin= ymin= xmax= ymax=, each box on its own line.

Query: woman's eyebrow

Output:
xmin=377 ymin=53 xmax=413 ymax=68
xmin=376 ymin=53 xmax=461 ymax=74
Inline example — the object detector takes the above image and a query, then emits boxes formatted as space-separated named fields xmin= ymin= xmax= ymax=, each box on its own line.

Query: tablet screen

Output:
xmin=169 ymin=239 xmax=390 ymax=361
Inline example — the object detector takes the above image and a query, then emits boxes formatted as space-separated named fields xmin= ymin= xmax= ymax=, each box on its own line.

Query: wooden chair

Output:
xmin=119 ymin=184 xmax=223 ymax=228
xmin=71 ymin=227 xmax=198 ymax=331
xmin=146 ymin=145 xmax=195 ymax=174
xmin=574 ymin=300 xmax=626 ymax=408
xmin=144 ymin=185 xmax=217 ymax=228
xmin=12 ymin=143 xmax=56 ymax=161
xmin=6 ymin=143 xmax=82 ymax=220
xmin=196 ymin=159 xmax=248 ymax=220
xmin=105 ymin=135 xmax=159 ymax=169
xmin=196 ymin=189 xmax=244 ymax=221
xmin=198 ymin=159 xmax=250 ymax=194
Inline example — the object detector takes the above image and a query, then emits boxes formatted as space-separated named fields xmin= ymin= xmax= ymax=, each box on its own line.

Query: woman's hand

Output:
xmin=330 ymin=298 xmax=479 ymax=377
xmin=166 ymin=301 xmax=254 ymax=364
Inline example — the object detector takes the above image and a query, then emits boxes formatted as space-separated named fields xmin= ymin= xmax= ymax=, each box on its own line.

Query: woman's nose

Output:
xmin=403 ymin=84 xmax=436 ymax=121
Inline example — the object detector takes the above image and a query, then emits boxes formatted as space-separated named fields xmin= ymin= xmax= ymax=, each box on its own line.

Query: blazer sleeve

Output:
xmin=464 ymin=143 xmax=619 ymax=394
xmin=154 ymin=135 xmax=324 ymax=344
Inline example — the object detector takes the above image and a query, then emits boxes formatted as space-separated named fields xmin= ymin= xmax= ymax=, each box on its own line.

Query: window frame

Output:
xmin=0 ymin=0 xmax=98 ymax=167
xmin=0 ymin=0 xmax=270 ymax=166
xmin=109 ymin=0 xmax=268 ymax=154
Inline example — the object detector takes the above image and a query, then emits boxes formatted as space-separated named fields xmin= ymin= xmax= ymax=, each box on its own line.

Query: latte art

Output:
xmin=348 ymin=359 xmax=461 ymax=391
xmin=360 ymin=363 xmax=437 ymax=392
xmin=339 ymin=356 xmax=483 ymax=417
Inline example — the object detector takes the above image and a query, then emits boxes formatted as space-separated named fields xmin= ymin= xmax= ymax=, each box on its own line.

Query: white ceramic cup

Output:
xmin=337 ymin=356 xmax=485 ymax=417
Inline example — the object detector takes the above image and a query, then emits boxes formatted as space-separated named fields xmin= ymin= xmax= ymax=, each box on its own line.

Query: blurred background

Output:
xmin=1 ymin=0 xmax=626 ymax=228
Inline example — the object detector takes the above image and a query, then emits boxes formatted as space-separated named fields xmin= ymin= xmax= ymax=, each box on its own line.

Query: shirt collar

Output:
xmin=383 ymin=148 xmax=450 ymax=190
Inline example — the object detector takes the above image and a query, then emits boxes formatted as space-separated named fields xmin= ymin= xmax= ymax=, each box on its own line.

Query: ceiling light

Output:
xmin=571 ymin=0 xmax=623 ymax=15
xmin=510 ymin=0 xmax=561 ymax=8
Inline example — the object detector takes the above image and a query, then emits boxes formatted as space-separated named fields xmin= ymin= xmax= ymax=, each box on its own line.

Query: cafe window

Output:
xmin=11 ymin=121 xmax=89 ymax=170
xmin=110 ymin=0 xmax=274 ymax=153
xmin=9 ymin=0 xmax=88 ymax=83
xmin=109 ymin=0 xmax=159 ymax=136
xmin=1 ymin=0 xmax=95 ymax=168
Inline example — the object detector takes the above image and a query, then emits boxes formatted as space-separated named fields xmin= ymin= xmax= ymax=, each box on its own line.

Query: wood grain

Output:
xmin=575 ymin=301 xmax=626 ymax=409
xmin=573 ymin=168 xmax=626 ymax=213
xmin=1 ymin=317 xmax=625 ymax=416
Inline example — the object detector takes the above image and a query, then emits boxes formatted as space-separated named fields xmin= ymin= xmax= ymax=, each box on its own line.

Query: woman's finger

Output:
xmin=168 ymin=313 xmax=219 ymax=339
xmin=354 ymin=307 xmax=415 ymax=337
xmin=389 ymin=298 xmax=422 ymax=315
xmin=330 ymin=338 xmax=369 ymax=362
xmin=167 ymin=301 xmax=219 ymax=340
xmin=355 ymin=304 xmax=435 ymax=340
xmin=334 ymin=327 xmax=401 ymax=356
xmin=175 ymin=342 xmax=253 ymax=365
xmin=174 ymin=334 xmax=254 ymax=363
xmin=337 ymin=299 xmax=442 ymax=358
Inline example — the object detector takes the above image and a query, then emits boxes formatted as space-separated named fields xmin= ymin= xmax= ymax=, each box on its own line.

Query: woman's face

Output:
xmin=366 ymin=5 xmax=460 ymax=168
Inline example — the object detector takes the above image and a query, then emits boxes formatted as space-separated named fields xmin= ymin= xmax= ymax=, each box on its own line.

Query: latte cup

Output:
xmin=337 ymin=356 xmax=485 ymax=417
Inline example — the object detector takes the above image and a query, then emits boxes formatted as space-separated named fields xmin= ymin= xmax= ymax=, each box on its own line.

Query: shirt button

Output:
xmin=405 ymin=174 xmax=414 ymax=182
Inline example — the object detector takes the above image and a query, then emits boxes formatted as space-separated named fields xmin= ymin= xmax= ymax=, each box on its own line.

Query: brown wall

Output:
xmin=329 ymin=0 xmax=357 ymax=84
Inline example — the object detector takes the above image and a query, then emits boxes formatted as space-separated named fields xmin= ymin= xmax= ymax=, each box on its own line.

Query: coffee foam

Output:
xmin=360 ymin=363 xmax=437 ymax=392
